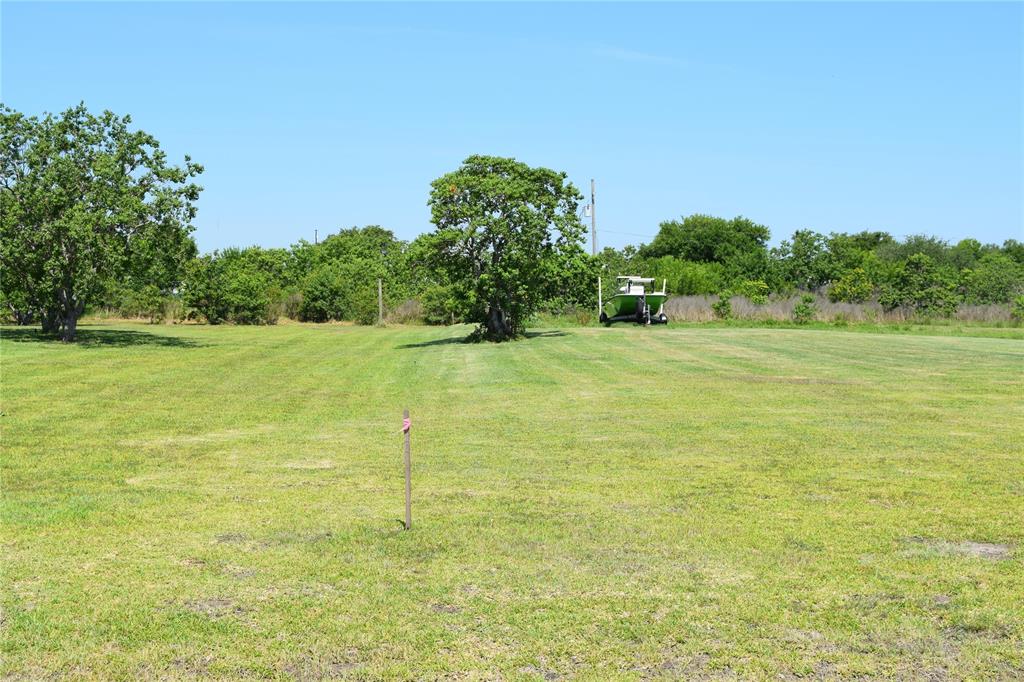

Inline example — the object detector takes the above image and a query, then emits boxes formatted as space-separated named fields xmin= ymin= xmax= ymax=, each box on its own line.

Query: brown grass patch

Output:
xmin=903 ymin=537 xmax=1012 ymax=560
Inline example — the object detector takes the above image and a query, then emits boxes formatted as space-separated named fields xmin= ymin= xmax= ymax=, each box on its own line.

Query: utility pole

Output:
xmin=590 ymin=179 xmax=597 ymax=256
xmin=314 ymin=228 xmax=318 ymax=245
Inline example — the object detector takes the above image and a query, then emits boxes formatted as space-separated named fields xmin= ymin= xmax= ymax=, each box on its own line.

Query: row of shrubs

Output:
xmin=97 ymin=271 xmax=1023 ymax=328
xmin=97 ymin=289 xmax=432 ymax=326
xmin=78 ymin=225 xmax=1023 ymax=328
xmin=88 ymin=228 xmax=452 ymax=327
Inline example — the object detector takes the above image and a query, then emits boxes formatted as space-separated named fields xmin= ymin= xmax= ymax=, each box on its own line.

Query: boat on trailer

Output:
xmin=599 ymin=276 xmax=669 ymax=325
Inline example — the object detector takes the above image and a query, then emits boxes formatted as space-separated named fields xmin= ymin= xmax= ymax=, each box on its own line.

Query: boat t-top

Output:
xmin=599 ymin=276 xmax=669 ymax=325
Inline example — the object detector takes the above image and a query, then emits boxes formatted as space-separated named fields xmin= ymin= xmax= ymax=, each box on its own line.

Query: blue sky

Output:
xmin=3 ymin=2 xmax=1021 ymax=253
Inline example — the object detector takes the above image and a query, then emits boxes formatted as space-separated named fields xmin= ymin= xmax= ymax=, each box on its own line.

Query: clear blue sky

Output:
xmin=3 ymin=2 xmax=1022 ymax=253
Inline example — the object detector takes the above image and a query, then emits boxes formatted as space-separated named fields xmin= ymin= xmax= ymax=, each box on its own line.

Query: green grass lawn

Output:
xmin=2 ymin=322 xmax=1022 ymax=680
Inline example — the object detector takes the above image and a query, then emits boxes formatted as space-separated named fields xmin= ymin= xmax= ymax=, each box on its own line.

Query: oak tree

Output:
xmin=426 ymin=156 xmax=585 ymax=341
xmin=0 ymin=104 xmax=202 ymax=341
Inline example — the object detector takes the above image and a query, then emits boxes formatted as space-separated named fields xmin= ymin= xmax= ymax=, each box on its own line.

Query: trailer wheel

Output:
xmin=636 ymin=297 xmax=648 ymax=325
xmin=658 ymin=313 xmax=668 ymax=324
xmin=642 ymin=299 xmax=652 ymax=325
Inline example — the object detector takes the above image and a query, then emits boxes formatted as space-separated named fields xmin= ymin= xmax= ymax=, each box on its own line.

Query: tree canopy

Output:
xmin=641 ymin=214 xmax=769 ymax=263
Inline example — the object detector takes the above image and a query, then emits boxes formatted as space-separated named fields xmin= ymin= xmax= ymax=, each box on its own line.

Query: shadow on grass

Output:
xmin=396 ymin=329 xmax=569 ymax=349
xmin=524 ymin=330 xmax=570 ymax=340
xmin=396 ymin=335 xmax=468 ymax=349
xmin=0 ymin=327 xmax=202 ymax=348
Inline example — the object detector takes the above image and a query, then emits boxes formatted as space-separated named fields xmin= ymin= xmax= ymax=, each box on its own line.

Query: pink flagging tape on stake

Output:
xmin=401 ymin=417 xmax=411 ymax=433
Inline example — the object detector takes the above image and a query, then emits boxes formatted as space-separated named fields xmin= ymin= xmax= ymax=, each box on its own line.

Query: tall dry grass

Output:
xmin=385 ymin=299 xmax=426 ymax=325
xmin=663 ymin=294 xmax=1014 ymax=323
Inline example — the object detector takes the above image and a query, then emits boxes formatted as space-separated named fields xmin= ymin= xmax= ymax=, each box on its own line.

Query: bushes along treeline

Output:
xmin=87 ymin=219 xmax=1024 ymax=326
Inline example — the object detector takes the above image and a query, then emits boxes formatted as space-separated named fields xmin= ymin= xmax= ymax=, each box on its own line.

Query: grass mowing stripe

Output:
xmin=2 ymin=322 xmax=1021 ymax=679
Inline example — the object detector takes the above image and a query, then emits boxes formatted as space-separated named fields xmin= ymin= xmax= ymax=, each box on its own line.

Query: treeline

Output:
xmin=621 ymin=215 xmax=1024 ymax=317
xmin=90 ymin=225 xmax=456 ymax=325
xmin=95 ymin=215 xmax=1024 ymax=326
xmin=7 ymin=103 xmax=1019 ymax=340
xmin=94 ymin=224 xmax=590 ymax=325
xmin=176 ymin=226 xmax=420 ymax=325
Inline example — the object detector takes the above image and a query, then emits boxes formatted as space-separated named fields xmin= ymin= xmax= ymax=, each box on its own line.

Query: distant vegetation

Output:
xmin=156 ymin=220 xmax=1024 ymax=331
xmin=125 ymin=216 xmax=1023 ymax=330
xmin=3 ymin=104 xmax=1023 ymax=339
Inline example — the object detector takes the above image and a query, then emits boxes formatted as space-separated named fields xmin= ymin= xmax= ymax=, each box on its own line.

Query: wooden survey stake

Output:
xmin=402 ymin=408 xmax=412 ymax=530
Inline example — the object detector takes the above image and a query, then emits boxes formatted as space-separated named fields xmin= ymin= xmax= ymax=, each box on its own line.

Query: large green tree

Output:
xmin=960 ymin=252 xmax=1024 ymax=304
xmin=772 ymin=229 xmax=832 ymax=291
xmin=879 ymin=253 xmax=959 ymax=317
xmin=426 ymin=155 xmax=585 ymax=341
xmin=640 ymin=214 xmax=771 ymax=284
xmin=0 ymin=104 xmax=202 ymax=341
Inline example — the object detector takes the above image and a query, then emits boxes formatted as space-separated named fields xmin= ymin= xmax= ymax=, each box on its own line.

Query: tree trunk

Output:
xmin=60 ymin=307 xmax=80 ymax=342
xmin=7 ymin=303 xmax=34 ymax=326
xmin=41 ymin=308 xmax=61 ymax=334
xmin=57 ymin=289 xmax=84 ymax=342
xmin=484 ymin=304 xmax=514 ymax=341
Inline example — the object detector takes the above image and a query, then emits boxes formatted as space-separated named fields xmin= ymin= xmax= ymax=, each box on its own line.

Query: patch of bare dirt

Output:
xmin=222 ymin=564 xmax=256 ymax=579
xmin=520 ymin=664 xmax=560 ymax=680
xmin=172 ymin=655 xmax=214 ymax=677
xmin=282 ymin=654 xmax=361 ymax=681
xmin=903 ymin=537 xmax=1012 ymax=560
xmin=783 ymin=629 xmax=840 ymax=655
xmin=954 ymin=541 xmax=1012 ymax=559
xmin=183 ymin=597 xmax=244 ymax=619
xmin=431 ymin=603 xmax=461 ymax=614
xmin=635 ymin=651 xmax=716 ymax=680
xmin=680 ymin=653 xmax=712 ymax=675
xmin=812 ymin=660 xmax=839 ymax=679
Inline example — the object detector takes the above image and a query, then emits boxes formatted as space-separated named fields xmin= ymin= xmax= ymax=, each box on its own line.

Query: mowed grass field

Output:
xmin=2 ymin=322 xmax=1022 ymax=680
